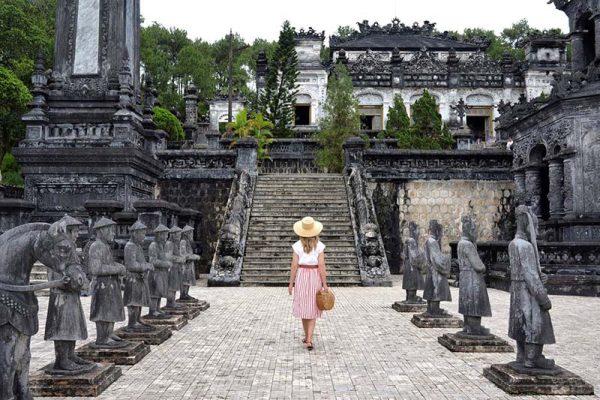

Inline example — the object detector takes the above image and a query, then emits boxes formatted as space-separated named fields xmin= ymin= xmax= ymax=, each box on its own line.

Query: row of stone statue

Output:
xmin=46 ymin=216 xmax=201 ymax=374
xmin=396 ymin=205 xmax=555 ymax=371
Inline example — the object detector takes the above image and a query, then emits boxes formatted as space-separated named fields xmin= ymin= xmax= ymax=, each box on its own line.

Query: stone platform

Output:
xmin=114 ymin=326 xmax=172 ymax=345
xmin=76 ymin=341 xmax=151 ymax=365
xmin=177 ymin=298 xmax=210 ymax=311
xmin=30 ymin=363 xmax=122 ymax=397
xmin=483 ymin=363 xmax=594 ymax=395
xmin=411 ymin=312 xmax=463 ymax=328
xmin=438 ymin=332 xmax=514 ymax=353
xmin=161 ymin=304 xmax=201 ymax=320
xmin=142 ymin=313 xmax=188 ymax=330
xmin=392 ymin=301 xmax=427 ymax=313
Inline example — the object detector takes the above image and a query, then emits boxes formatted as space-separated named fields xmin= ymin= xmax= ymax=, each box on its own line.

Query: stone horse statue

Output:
xmin=0 ymin=221 xmax=74 ymax=400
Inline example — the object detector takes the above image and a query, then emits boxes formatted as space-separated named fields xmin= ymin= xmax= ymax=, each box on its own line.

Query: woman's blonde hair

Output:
xmin=300 ymin=236 xmax=319 ymax=254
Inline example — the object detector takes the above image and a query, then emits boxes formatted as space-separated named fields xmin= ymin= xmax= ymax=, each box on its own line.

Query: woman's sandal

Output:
xmin=306 ymin=341 xmax=314 ymax=351
xmin=302 ymin=338 xmax=307 ymax=343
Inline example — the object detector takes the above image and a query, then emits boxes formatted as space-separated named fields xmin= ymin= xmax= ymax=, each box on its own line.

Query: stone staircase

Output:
xmin=241 ymin=174 xmax=361 ymax=286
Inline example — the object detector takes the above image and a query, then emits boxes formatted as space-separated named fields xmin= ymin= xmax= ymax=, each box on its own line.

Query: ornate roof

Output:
xmin=330 ymin=18 xmax=488 ymax=51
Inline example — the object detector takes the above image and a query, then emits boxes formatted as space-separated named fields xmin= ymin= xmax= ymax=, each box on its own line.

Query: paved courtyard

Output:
xmin=31 ymin=277 xmax=600 ymax=400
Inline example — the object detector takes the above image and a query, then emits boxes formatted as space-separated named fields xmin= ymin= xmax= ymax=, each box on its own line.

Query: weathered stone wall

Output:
xmin=369 ymin=180 xmax=514 ymax=272
xmin=159 ymin=179 xmax=233 ymax=273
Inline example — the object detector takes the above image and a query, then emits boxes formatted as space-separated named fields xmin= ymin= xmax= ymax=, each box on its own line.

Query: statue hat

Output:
xmin=61 ymin=214 xmax=83 ymax=227
xmin=93 ymin=217 xmax=116 ymax=230
xmin=182 ymin=225 xmax=194 ymax=233
xmin=170 ymin=225 xmax=183 ymax=234
xmin=154 ymin=224 xmax=170 ymax=234
xmin=129 ymin=220 xmax=147 ymax=231
xmin=293 ymin=216 xmax=323 ymax=238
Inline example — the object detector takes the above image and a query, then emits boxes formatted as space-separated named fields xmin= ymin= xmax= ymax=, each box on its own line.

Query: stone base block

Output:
xmin=142 ymin=313 xmax=188 ymax=330
xmin=411 ymin=313 xmax=463 ymax=328
xmin=161 ymin=305 xmax=201 ymax=320
xmin=392 ymin=301 xmax=427 ymax=313
xmin=438 ymin=333 xmax=514 ymax=353
xmin=178 ymin=298 xmax=210 ymax=311
xmin=30 ymin=363 xmax=121 ymax=397
xmin=483 ymin=363 xmax=594 ymax=395
xmin=114 ymin=326 xmax=172 ymax=345
xmin=76 ymin=341 xmax=150 ymax=365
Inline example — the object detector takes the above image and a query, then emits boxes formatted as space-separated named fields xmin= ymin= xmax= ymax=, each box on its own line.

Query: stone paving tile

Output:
xmin=30 ymin=276 xmax=600 ymax=400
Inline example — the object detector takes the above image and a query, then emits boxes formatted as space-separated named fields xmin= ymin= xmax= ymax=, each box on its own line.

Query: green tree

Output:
xmin=0 ymin=66 xmax=32 ymax=157
xmin=384 ymin=94 xmax=410 ymax=137
xmin=260 ymin=21 xmax=299 ymax=138
xmin=315 ymin=64 xmax=360 ymax=172
xmin=176 ymin=39 xmax=216 ymax=115
xmin=226 ymin=109 xmax=275 ymax=160
xmin=153 ymin=106 xmax=184 ymax=141
xmin=0 ymin=152 xmax=24 ymax=187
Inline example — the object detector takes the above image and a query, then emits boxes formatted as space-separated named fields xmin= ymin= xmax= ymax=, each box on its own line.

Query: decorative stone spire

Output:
xmin=184 ymin=84 xmax=199 ymax=140
xmin=256 ymin=50 xmax=268 ymax=92
xmin=337 ymin=49 xmax=349 ymax=65
xmin=22 ymin=48 xmax=49 ymax=124
xmin=118 ymin=50 xmax=134 ymax=110
xmin=142 ymin=73 xmax=157 ymax=129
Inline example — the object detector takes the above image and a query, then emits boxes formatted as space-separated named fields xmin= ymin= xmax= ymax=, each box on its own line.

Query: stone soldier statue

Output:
xmin=180 ymin=225 xmax=200 ymax=301
xmin=402 ymin=222 xmax=426 ymax=304
xmin=148 ymin=224 xmax=172 ymax=317
xmin=44 ymin=215 xmax=95 ymax=374
xmin=508 ymin=205 xmax=556 ymax=370
xmin=123 ymin=221 xmax=154 ymax=332
xmin=422 ymin=219 xmax=452 ymax=316
xmin=165 ymin=226 xmax=186 ymax=309
xmin=457 ymin=215 xmax=492 ymax=336
xmin=88 ymin=217 xmax=128 ymax=348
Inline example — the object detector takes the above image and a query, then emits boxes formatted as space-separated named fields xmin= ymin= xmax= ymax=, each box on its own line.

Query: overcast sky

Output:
xmin=141 ymin=0 xmax=570 ymax=44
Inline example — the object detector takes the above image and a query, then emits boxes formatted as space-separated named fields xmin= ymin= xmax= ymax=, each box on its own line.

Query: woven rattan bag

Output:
xmin=316 ymin=289 xmax=335 ymax=311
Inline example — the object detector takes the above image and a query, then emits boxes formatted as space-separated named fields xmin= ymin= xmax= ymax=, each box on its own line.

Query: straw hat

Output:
xmin=293 ymin=217 xmax=323 ymax=238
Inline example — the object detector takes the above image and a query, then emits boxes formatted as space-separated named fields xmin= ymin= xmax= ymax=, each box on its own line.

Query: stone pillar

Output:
xmin=525 ymin=166 xmax=543 ymax=218
xmin=513 ymin=169 xmax=527 ymax=202
xmin=594 ymin=14 xmax=600 ymax=60
xmin=562 ymin=153 xmax=576 ymax=218
xmin=133 ymin=199 xmax=181 ymax=232
xmin=206 ymin=131 xmax=221 ymax=150
xmin=571 ymin=32 xmax=587 ymax=72
xmin=184 ymin=84 xmax=199 ymax=141
xmin=343 ymin=136 xmax=366 ymax=170
xmin=547 ymin=158 xmax=565 ymax=219
xmin=235 ymin=137 xmax=258 ymax=176
xmin=0 ymin=199 xmax=36 ymax=235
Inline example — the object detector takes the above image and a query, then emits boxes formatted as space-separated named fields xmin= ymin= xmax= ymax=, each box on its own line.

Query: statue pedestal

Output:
xmin=30 ymin=363 xmax=121 ymax=397
xmin=114 ymin=326 xmax=172 ymax=345
xmin=142 ymin=313 xmax=188 ymax=330
xmin=76 ymin=341 xmax=150 ymax=365
xmin=177 ymin=298 xmax=210 ymax=311
xmin=411 ymin=313 xmax=463 ymax=328
xmin=392 ymin=301 xmax=427 ymax=313
xmin=438 ymin=333 xmax=514 ymax=353
xmin=484 ymin=363 xmax=594 ymax=395
xmin=161 ymin=305 xmax=201 ymax=320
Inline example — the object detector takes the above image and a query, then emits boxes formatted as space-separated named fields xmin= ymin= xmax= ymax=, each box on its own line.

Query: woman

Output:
xmin=288 ymin=216 xmax=329 ymax=351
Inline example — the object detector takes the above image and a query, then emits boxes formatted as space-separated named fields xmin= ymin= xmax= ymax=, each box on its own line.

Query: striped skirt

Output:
xmin=292 ymin=268 xmax=323 ymax=319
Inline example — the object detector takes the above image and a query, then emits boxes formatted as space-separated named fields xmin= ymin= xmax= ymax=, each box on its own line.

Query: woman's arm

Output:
xmin=318 ymin=252 xmax=329 ymax=291
xmin=288 ymin=252 xmax=299 ymax=295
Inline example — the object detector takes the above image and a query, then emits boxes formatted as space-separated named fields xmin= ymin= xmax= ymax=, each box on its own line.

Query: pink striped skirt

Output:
xmin=292 ymin=267 xmax=323 ymax=319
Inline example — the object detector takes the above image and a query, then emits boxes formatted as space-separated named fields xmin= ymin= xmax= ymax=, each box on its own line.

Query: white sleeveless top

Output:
xmin=292 ymin=240 xmax=326 ymax=266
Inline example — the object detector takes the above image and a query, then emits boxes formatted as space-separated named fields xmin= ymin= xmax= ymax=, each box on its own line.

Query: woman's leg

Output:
xmin=301 ymin=319 xmax=309 ymax=340
xmin=306 ymin=319 xmax=316 ymax=344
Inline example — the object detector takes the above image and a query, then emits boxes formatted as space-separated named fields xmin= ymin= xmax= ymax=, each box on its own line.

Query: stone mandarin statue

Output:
xmin=123 ymin=221 xmax=154 ymax=332
xmin=165 ymin=226 xmax=185 ymax=309
xmin=422 ymin=219 xmax=452 ymax=316
xmin=180 ymin=225 xmax=200 ymax=301
xmin=88 ymin=217 xmax=128 ymax=348
xmin=457 ymin=215 xmax=492 ymax=336
xmin=148 ymin=224 xmax=172 ymax=318
xmin=45 ymin=215 xmax=96 ymax=374
xmin=402 ymin=222 xmax=426 ymax=304
xmin=508 ymin=205 xmax=556 ymax=370
xmin=0 ymin=219 xmax=77 ymax=400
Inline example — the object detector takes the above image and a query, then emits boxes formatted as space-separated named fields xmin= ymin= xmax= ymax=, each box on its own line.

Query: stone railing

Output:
xmin=157 ymin=149 xmax=237 ymax=174
xmin=0 ymin=185 xmax=25 ymax=199
xmin=449 ymin=241 xmax=600 ymax=296
xmin=260 ymin=139 xmax=322 ymax=174
xmin=208 ymin=170 xmax=255 ymax=286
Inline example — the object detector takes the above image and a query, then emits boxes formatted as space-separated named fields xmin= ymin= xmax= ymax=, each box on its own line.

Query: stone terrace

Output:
xmin=31 ymin=278 xmax=600 ymax=400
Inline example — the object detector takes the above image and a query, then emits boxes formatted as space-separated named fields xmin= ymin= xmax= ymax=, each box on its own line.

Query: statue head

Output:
xmin=182 ymin=225 xmax=194 ymax=241
xmin=516 ymin=205 xmax=538 ymax=242
xmin=408 ymin=221 xmax=420 ymax=241
xmin=429 ymin=219 xmax=443 ymax=241
xmin=461 ymin=215 xmax=477 ymax=242
xmin=169 ymin=226 xmax=183 ymax=242
xmin=154 ymin=224 xmax=170 ymax=244
xmin=61 ymin=214 xmax=83 ymax=242
xmin=35 ymin=219 xmax=76 ymax=273
xmin=93 ymin=217 xmax=116 ymax=243
xmin=129 ymin=220 xmax=147 ymax=244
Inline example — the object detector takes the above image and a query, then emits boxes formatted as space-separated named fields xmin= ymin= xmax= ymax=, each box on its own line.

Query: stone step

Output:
xmin=252 ymin=199 xmax=349 ymax=205
xmin=243 ymin=267 xmax=359 ymax=273
xmin=250 ymin=212 xmax=351 ymax=218
xmin=247 ymin=227 xmax=354 ymax=233
xmin=240 ymin=278 xmax=361 ymax=286
xmin=246 ymin=241 xmax=355 ymax=247
xmin=244 ymin=255 xmax=358 ymax=262
xmin=246 ymin=234 xmax=355 ymax=241
xmin=245 ymin=249 xmax=357 ymax=256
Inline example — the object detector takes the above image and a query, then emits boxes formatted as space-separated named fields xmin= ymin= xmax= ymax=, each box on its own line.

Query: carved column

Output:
xmin=571 ymin=32 xmax=587 ymax=72
xmin=236 ymin=137 xmax=258 ymax=176
xmin=547 ymin=158 xmax=565 ymax=219
xmin=525 ymin=166 xmax=543 ymax=218
xmin=184 ymin=84 xmax=199 ymax=141
xmin=513 ymin=169 xmax=527 ymax=202
xmin=594 ymin=13 xmax=600 ymax=60
xmin=343 ymin=136 xmax=366 ymax=171
xmin=562 ymin=152 xmax=576 ymax=218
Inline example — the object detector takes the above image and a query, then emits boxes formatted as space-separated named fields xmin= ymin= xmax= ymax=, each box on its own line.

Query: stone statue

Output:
xmin=508 ymin=205 xmax=556 ymax=370
xmin=402 ymin=222 xmax=426 ymax=303
xmin=44 ymin=215 xmax=95 ymax=374
xmin=123 ymin=221 xmax=154 ymax=332
xmin=165 ymin=226 xmax=186 ymax=309
xmin=0 ymin=220 xmax=77 ymax=400
xmin=422 ymin=220 xmax=452 ymax=316
xmin=179 ymin=225 xmax=200 ymax=301
xmin=88 ymin=217 xmax=128 ymax=348
xmin=148 ymin=224 xmax=172 ymax=318
xmin=457 ymin=216 xmax=492 ymax=336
